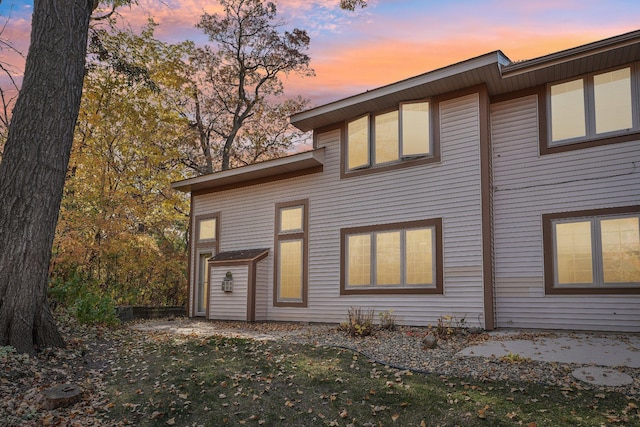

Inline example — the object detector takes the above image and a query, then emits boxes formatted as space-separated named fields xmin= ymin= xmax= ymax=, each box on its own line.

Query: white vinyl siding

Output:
xmin=491 ymin=94 xmax=640 ymax=331
xmin=191 ymin=92 xmax=486 ymax=327
xmin=208 ymin=265 xmax=249 ymax=321
xmin=255 ymin=256 xmax=270 ymax=321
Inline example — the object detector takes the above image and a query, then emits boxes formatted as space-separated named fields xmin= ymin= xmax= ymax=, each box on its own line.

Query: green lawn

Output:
xmin=100 ymin=331 xmax=639 ymax=426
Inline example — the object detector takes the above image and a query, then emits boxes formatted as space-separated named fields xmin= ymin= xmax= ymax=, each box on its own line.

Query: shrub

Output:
xmin=48 ymin=273 xmax=119 ymax=326
xmin=378 ymin=309 xmax=396 ymax=331
xmin=73 ymin=292 xmax=120 ymax=326
xmin=338 ymin=307 xmax=374 ymax=337
xmin=429 ymin=314 xmax=467 ymax=340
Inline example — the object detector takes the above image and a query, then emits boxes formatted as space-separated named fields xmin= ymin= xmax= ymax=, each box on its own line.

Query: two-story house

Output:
xmin=172 ymin=30 xmax=640 ymax=331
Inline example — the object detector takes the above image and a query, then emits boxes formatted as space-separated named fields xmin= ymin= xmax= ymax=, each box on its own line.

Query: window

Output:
xmin=193 ymin=213 xmax=220 ymax=316
xmin=274 ymin=200 xmax=308 ymax=306
xmin=343 ymin=100 xmax=438 ymax=176
xmin=543 ymin=207 xmax=640 ymax=294
xmin=543 ymin=65 xmax=639 ymax=153
xmin=341 ymin=219 xmax=443 ymax=295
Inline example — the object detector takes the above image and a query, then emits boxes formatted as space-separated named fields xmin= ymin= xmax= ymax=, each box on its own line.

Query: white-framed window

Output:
xmin=274 ymin=199 xmax=308 ymax=306
xmin=547 ymin=65 xmax=639 ymax=147
xmin=345 ymin=100 xmax=435 ymax=174
xmin=340 ymin=219 xmax=443 ymax=295
xmin=543 ymin=207 xmax=640 ymax=294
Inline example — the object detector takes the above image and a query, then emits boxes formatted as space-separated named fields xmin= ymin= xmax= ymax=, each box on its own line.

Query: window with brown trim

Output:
xmin=343 ymin=99 xmax=439 ymax=177
xmin=193 ymin=213 xmax=220 ymax=316
xmin=340 ymin=219 xmax=443 ymax=295
xmin=274 ymin=199 xmax=308 ymax=306
xmin=541 ymin=64 xmax=640 ymax=154
xmin=543 ymin=206 xmax=640 ymax=294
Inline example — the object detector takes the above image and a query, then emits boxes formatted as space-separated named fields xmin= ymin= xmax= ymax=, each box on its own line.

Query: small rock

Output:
xmin=422 ymin=333 xmax=438 ymax=349
xmin=41 ymin=384 xmax=83 ymax=410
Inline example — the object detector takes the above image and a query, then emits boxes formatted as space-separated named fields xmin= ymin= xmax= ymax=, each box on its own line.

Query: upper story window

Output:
xmin=543 ymin=64 xmax=639 ymax=154
xmin=343 ymin=100 xmax=438 ymax=177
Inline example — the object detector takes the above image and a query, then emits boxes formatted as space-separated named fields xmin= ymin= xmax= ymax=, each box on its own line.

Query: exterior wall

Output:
xmin=255 ymin=256 xmax=270 ymax=321
xmin=208 ymin=265 xmax=248 ymax=321
xmin=192 ymin=91 xmax=487 ymax=327
xmin=491 ymin=94 xmax=640 ymax=331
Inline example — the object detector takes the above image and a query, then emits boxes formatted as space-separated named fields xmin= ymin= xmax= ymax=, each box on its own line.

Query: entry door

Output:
xmin=195 ymin=251 xmax=213 ymax=317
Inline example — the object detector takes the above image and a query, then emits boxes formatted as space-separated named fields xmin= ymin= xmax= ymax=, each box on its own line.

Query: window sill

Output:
xmin=341 ymin=286 xmax=442 ymax=295
xmin=540 ymin=130 xmax=640 ymax=155
xmin=545 ymin=286 xmax=640 ymax=295
xmin=342 ymin=155 xmax=439 ymax=179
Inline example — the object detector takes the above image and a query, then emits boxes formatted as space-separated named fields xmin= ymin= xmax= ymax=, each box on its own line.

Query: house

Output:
xmin=172 ymin=30 xmax=640 ymax=332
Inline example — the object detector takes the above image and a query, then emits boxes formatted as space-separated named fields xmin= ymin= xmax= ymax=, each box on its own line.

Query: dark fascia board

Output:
xmin=171 ymin=148 xmax=325 ymax=193
xmin=501 ymin=29 xmax=640 ymax=77
xmin=290 ymin=51 xmax=510 ymax=132
xmin=209 ymin=249 xmax=270 ymax=263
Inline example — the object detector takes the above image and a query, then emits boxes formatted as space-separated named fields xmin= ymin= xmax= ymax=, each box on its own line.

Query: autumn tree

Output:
xmin=183 ymin=0 xmax=313 ymax=174
xmin=0 ymin=0 xmax=366 ymax=354
xmin=51 ymin=21 xmax=192 ymax=307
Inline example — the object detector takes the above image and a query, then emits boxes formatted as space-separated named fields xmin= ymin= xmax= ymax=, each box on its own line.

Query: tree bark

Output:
xmin=0 ymin=0 xmax=94 ymax=354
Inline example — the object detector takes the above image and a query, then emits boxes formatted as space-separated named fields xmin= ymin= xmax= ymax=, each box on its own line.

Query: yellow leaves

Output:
xmin=391 ymin=413 xmax=400 ymax=422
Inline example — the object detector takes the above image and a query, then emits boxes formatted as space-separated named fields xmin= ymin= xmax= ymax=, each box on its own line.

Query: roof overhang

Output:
xmin=291 ymin=29 xmax=640 ymax=132
xmin=501 ymin=29 xmax=640 ymax=77
xmin=171 ymin=148 xmax=324 ymax=193
xmin=290 ymin=51 xmax=511 ymax=132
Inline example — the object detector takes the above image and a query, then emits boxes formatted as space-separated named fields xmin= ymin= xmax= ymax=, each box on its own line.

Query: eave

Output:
xmin=290 ymin=51 xmax=511 ymax=132
xmin=290 ymin=29 xmax=640 ymax=133
xmin=171 ymin=148 xmax=324 ymax=193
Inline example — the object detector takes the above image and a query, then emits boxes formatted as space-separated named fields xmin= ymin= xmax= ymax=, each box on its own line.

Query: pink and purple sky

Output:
xmin=1 ymin=0 xmax=639 ymax=107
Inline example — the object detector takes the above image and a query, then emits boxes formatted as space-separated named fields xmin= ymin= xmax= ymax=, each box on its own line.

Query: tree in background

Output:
xmin=0 ymin=0 xmax=366 ymax=354
xmin=182 ymin=0 xmax=313 ymax=174
xmin=51 ymin=21 xmax=192 ymax=308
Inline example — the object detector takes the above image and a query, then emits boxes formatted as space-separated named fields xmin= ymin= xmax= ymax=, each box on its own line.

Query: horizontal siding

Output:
xmin=192 ymin=92 xmax=486 ymax=327
xmin=491 ymin=94 xmax=640 ymax=332
xmin=255 ymin=257 xmax=270 ymax=321
xmin=209 ymin=265 xmax=248 ymax=321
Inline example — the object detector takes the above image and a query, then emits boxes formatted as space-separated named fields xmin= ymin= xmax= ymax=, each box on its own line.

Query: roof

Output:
xmin=209 ymin=249 xmax=270 ymax=263
xmin=171 ymin=148 xmax=324 ymax=193
xmin=171 ymin=30 xmax=640 ymax=195
xmin=290 ymin=29 xmax=640 ymax=132
xmin=290 ymin=51 xmax=510 ymax=132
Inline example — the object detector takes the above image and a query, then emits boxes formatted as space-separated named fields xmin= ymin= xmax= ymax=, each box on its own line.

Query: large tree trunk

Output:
xmin=0 ymin=0 xmax=94 ymax=354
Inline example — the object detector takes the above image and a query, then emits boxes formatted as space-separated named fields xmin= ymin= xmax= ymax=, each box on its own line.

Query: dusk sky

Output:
xmin=1 ymin=0 xmax=639 ymax=107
